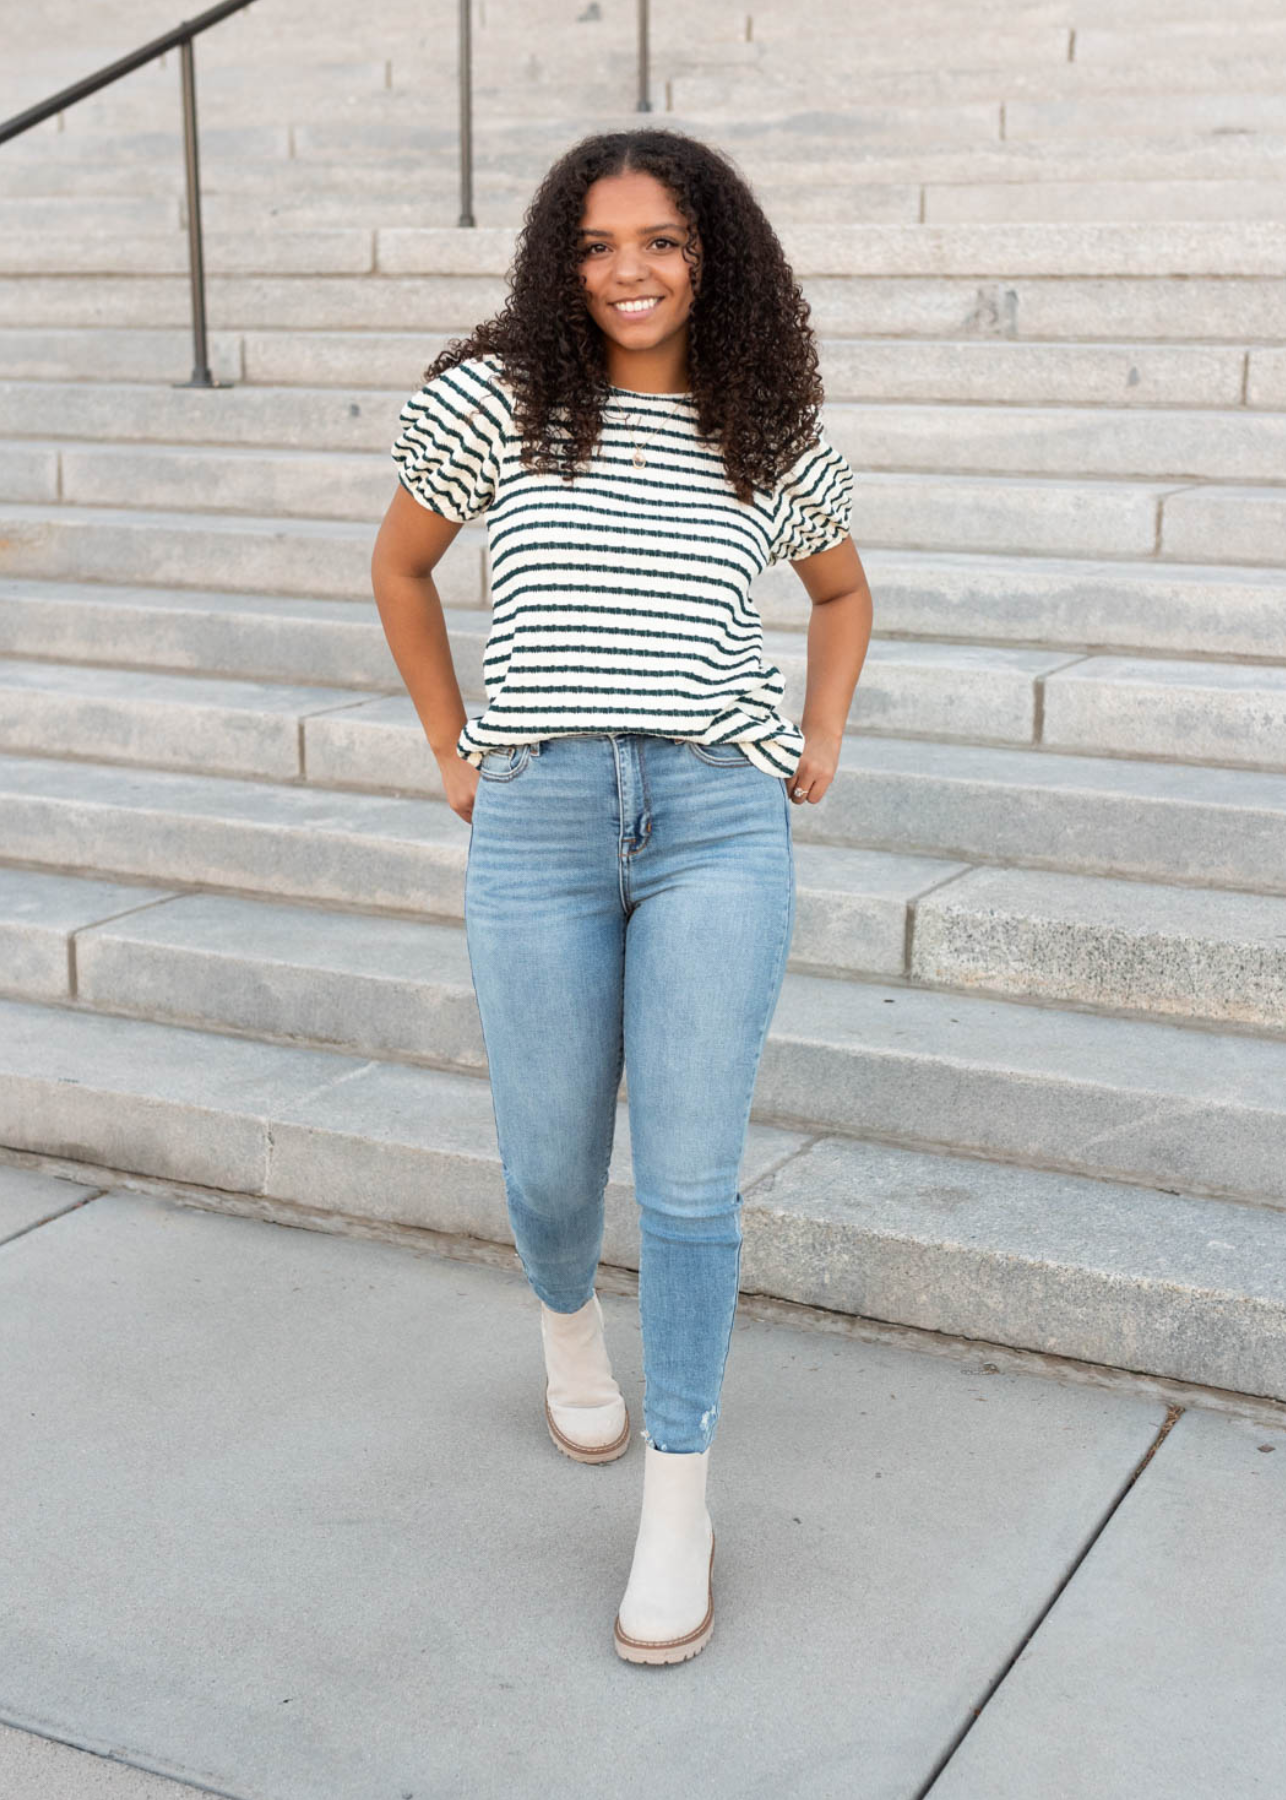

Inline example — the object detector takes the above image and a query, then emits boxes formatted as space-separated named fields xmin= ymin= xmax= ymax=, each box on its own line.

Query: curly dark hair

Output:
xmin=421 ymin=127 xmax=827 ymax=506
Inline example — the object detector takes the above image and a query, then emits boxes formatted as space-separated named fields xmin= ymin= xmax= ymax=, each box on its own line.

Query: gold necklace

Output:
xmin=615 ymin=403 xmax=648 ymax=469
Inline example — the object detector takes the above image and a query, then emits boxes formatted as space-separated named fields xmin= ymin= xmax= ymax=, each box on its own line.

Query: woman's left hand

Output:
xmin=785 ymin=730 xmax=843 ymax=805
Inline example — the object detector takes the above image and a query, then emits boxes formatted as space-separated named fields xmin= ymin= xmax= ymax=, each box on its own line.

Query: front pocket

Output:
xmin=476 ymin=743 xmax=533 ymax=782
xmin=686 ymin=740 xmax=752 ymax=767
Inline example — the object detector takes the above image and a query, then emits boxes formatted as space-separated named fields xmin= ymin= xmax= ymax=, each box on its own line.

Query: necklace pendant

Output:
xmin=633 ymin=449 xmax=647 ymax=468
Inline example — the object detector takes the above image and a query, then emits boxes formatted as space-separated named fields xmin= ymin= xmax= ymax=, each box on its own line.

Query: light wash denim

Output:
xmin=464 ymin=731 xmax=796 ymax=1455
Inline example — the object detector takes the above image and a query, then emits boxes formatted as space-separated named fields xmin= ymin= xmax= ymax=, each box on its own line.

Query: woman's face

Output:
xmin=577 ymin=170 xmax=700 ymax=367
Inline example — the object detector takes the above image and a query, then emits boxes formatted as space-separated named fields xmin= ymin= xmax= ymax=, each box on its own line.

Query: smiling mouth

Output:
xmin=610 ymin=296 xmax=662 ymax=316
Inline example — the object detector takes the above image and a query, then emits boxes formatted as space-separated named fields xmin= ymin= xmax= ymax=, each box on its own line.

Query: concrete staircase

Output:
xmin=3 ymin=0 xmax=1285 ymax=1401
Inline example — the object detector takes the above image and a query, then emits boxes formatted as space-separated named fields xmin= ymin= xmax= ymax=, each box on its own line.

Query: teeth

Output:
xmin=614 ymin=297 xmax=659 ymax=313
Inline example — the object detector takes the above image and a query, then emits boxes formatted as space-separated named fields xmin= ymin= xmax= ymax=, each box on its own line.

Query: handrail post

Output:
xmin=458 ymin=0 xmax=475 ymax=227
xmin=0 ymin=0 xmax=259 ymax=389
xmin=637 ymin=0 xmax=651 ymax=112
xmin=175 ymin=31 xmax=222 ymax=387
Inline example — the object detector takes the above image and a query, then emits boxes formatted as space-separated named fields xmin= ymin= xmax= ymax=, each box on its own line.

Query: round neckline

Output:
xmin=607 ymin=383 xmax=694 ymax=400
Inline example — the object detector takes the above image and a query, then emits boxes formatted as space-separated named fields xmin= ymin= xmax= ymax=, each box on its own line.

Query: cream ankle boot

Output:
xmin=613 ymin=1442 xmax=715 ymax=1664
xmin=540 ymin=1292 xmax=630 ymax=1463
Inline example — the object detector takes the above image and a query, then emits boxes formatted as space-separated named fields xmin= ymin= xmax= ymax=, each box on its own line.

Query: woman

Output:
xmin=371 ymin=127 xmax=872 ymax=1665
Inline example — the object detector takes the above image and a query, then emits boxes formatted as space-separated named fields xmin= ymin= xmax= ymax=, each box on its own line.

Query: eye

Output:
xmin=581 ymin=238 xmax=678 ymax=255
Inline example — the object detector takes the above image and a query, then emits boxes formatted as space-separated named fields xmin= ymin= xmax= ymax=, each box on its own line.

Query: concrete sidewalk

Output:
xmin=1 ymin=1162 xmax=1283 ymax=1800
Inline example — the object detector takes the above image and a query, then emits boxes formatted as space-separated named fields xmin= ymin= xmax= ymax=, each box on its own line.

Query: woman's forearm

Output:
xmin=372 ymin=567 xmax=469 ymax=760
xmin=800 ymin=583 xmax=873 ymax=743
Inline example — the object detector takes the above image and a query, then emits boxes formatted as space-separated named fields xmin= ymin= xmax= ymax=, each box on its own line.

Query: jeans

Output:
xmin=463 ymin=732 xmax=796 ymax=1455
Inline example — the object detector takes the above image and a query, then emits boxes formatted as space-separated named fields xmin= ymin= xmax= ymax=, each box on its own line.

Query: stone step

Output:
xmin=3 ymin=125 xmax=294 ymax=166
xmin=160 ymin=183 xmax=935 ymax=232
xmin=2 ymin=993 xmax=1281 ymax=1398
xmin=924 ymin=178 xmax=1286 ymax=225
xmin=42 ymin=70 xmax=1282 ymax=162
xmin=0 ymin=327 xmax=246 ymax=386
xmin=1042 ymin=656 xmax=1286 ymax=770
xmin=1078 ymin=19 xmax=1286 ymax=61
xmin=311 ymin=98 xmax=1286 ymax=156
xmin=9 ymin=639 xmax=1286 ymax=772
xmin=407 ymin=221 xmax=1286 ymax=280
xmin=12 ymin=379 xmax=1286 ymax=483
xmin=0 ymin=644 xmax=1085 ymax=770
xmin=0 ymin=547 xmax=1275 ymax=680
xmin=263 ymin=179 xmax=924 ymax=230
xmin=296 ymin=640 xmax=1286 ymax=771
xmin=32 ymin=54 xmax=1286 ymax=147
xmin=9 ymin=878 xmax=1286 ymax=1207
xmin=3 ymin=724 xmax=1285 ymax=900
xmin=719 ymin=55 xmax=1286 ymax=108
xmin=910 ymin=862 xmax=1286 ymax=1029
xmin=823 ymin=736 xmax=1286 ymax=889
xmin=760 ymin=967 xmax=1286 ymax=1201
xmin=103 ymin=176 xmax=1286 ymax=230
xmin=2 ymin=586 xmax=1282 ymax=768
xmin=0 ymin=836 xmax=961 ymax=1000
xmin=0 ymin=58 xmax=392 ymax=114
xmin=6 ymin=131 xmax=1283 ymax=200
xmin=0 ymin=660 xmax=379 ymax=780
xmin=672 ymin=81 xmax=1286 ymax=140
xmin=858 ymin=552 xmax=1286 ymax=661
xmin=32 ymin=68 xmax=1104 ymax=144
xmin=0 ymin=753 xmax=470 ymax=915
xmin=0 ymin=446 xmax=54 ymax=503
xmin=43 ymin=67 xmax=661 ymax=131
xmin=723 ymin=28 xmax=1286 ymax=74
xmin=665 ymin=45 xmax=1286 ymax=96
xmin=1005 ymin=90 xmax=1286 ymax=139
xmin=12 ymin=37 xmax=1053 ymax=136
xmin=4 ymin=220 xmax=1283 ymax=279
xmin=6 ymin=851 xmax=1284 ymax=1054
xmin=0 ymin=227 xmax=374 ymax=278
xmin=1249 ymin=351 xmax=1286 ymax=405
xmin=4 ymin=552 xmax=1284 ymax=665
xmin=740 ymin=1135 xmax=1286 ymax=1404
xmin=12 ymin=842 xmax=1286 ymax=1050
xmin=0 ymin=196 xmax=180 ymax=234
xmin=10 ymin=83 xmax=1283 ymax=154
xmin=1160 ymin=484 xmax=1286 ymax=566
xmin=0 ymin=581 xmax=433 ymax=680
xmin=844 ymin=404 xmax=1286 ymax=483
xmin=17 ymin=325 xmax=1268 ymax=407
xmin=0 ymin=328 xmax=1262 ymax=409
xmin=4 ymin=268 xmax=1281 ymax=343
xmin=0 ymin=502 xmax=485 ymax=607
xmin=0 ymin=464 xmax=1224 ymax=563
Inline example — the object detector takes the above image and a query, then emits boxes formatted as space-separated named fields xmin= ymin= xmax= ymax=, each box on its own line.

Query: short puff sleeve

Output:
xmin=768 ymin=431 xmax=854 ymax=565
xmin=390 ymin=356 xmax=510 ymax=523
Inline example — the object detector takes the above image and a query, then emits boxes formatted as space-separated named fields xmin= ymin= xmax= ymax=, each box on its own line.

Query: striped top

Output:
xmin=389 ymin=352 xmax=854 ymax=779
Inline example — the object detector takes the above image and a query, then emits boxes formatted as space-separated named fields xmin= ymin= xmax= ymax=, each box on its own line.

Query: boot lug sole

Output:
xmin=545 ymin=1392 xmax=632 ymax=1463
xmin=613 ymin=1532 xmax=716 ymax=1664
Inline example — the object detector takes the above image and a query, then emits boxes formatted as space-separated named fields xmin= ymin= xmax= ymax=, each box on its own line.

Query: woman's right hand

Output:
xmin=439 ymin=753 xmax=482 ymax=825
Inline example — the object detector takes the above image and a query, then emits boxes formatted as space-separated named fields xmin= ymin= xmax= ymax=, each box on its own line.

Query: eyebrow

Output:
xmin=576 ymin=222 xmax=682 ymax=238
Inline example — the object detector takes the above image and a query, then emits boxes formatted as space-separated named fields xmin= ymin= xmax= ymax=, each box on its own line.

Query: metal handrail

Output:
xmin=458 ymin=0 xmax=475 ymax=227
xmin=3 ymin=0 xmax=655 ymax=381
xmin=637 ymin=0 xmax=652 ymax=112
xmin=0 ymin=0 xmax=256 ymax=388
xmin=455 ymin=0 xmax=652 ymax=224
